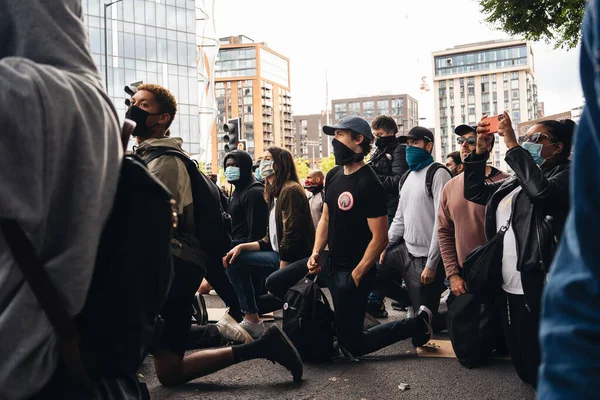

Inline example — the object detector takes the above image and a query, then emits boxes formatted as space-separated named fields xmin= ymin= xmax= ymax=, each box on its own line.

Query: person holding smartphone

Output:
xmin=463 ymin=112 xmax=575 ymax=387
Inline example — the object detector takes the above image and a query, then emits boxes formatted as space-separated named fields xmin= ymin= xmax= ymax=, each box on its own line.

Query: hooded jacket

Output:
xmin=0 ymin=1 xmax=122 ymax=398
xmin=464 ymin=146 xmax=570 ymax=311
xmin=368 ymin=137 xmax=408 ymax=217
xmin=224 ymin=150 xmax=268 ymax=247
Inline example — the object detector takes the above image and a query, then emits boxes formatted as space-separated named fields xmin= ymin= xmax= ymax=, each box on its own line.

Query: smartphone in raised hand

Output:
xmin=481 ymin=114 xmax=504 ymax=134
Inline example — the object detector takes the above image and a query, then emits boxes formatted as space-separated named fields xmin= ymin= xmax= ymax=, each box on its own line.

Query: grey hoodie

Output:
xmin=0 ymin=1 xmax=121 ymax=398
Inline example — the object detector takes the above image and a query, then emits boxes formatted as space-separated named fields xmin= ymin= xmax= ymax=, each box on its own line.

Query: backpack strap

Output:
xmin=398 ymin=169 xmax=411 ymax=194
xmin=0 ymin=220 xmax=94 ymax=392
xmin=425 ymin=162 xmax=452 ymax=199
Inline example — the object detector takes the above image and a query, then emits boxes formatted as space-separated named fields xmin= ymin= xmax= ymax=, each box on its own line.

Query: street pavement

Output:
xmin=141 ymin=294 xmax=536 ymax=400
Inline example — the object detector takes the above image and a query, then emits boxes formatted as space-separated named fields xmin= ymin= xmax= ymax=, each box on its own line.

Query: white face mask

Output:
xmin=260 ymin=160 xmax=275 ymax=178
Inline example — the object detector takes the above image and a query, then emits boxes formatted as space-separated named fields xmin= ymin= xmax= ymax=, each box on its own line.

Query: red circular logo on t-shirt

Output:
xmin=338 ymin=191 xmax=354 ymax=211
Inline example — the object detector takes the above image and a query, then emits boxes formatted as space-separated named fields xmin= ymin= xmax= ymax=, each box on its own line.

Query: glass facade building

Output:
xmin=434 ymin=44 xmax=528 ymax=76
xmin=82 ymin=0 xmax=201 ymax=154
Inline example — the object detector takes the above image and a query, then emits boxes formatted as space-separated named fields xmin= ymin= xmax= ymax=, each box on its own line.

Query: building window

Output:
xmin=512 ymin=89 xmax=519 ymax=99
xmin=491 ymin=73 xmax=497 ymax=82
xmin=512 ymin=100 xmax=520 ymax=110
xmin=363 ymin=101 xmax=375 ymax=118
xmin=481 ymin=82 xmax=490 ymax=93
xmin=481 ymin=75 xmax=489 ymax=83
xmin=468 ymin=95 xmax=475 ymax=105
xmin=467 ymin=76 xmax=474 ymax=85
xmin=439 ymin=98 xmax=447 ymax=108
xmin=391 ymin=98 xmax=404 ymax=115
xmin=334 ymin=103 xmax=346 ymax=120
xmin=467 ymin=86 xmax=475 ymax=95
xmin=482 ymin=93 xmax=490 ymax=103
xmin=349 ymin=102 xmax=360 ymax=116
xmin=511 ymin=79 xmax=519 ymax=90
xmin=439 ymin=80 xmax=446 ymax=88
xmin=439 ymin=88 xmax=447 ymax=98
xmin=511 ymin=71 xmax=519 ymax=79
xmin=492 ymin=82 xmax=497 ymax=91
xmin=377 ymin=100 xmax=389 ymax=115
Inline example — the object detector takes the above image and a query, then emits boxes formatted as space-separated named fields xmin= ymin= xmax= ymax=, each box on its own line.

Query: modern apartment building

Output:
xmin=211 ymin=35 xmax=293 ymax=171
xmin=292 ymin=114 xmax=329 ymax=168
xmin=82 ymin=0 xmax=201 ymax=154
xmin=331 ymin=94 xmax=419 ymax=136
xmin=432 ymin=39 xmax=538 ymax=171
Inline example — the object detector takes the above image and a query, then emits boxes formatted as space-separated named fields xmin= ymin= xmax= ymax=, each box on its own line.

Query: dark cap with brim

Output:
xmin=323 ymin=115 xmax=373 ymax=140
xmin=454 ymin=124 xmax=477 ymax=136
xmin=405 ymin=126 xmax=434 ymax=143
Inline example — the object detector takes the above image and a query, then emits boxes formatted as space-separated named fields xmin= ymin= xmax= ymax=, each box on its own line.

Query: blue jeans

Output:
xmin=538 ymin=7 xmax=600 ymax=396
xmin=225 ymin=251 xmax=279 ymax=314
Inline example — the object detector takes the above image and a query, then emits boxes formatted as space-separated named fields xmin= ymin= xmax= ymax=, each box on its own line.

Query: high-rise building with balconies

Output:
xmin=211 ymin=35 xmax=293 ymax=170
xmin=432 ymin=39 xmax=538 ymax=171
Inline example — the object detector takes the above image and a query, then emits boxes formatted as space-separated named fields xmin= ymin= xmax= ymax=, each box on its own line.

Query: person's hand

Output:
xmin=351 ymin=269 xmax=362 ymax=288
xmin=476 ymin=116 xmax=494 ymax=155
xmin=379 ymin=249 xmax=387 ymax=265
xmin=449 ymin=274 xmax=467 ymax=296
xmin=222 ymin=245 xmax=243 ymax=268
xmin=421 ymin=267 xmax=436 ymax=285
xmin=307 ymin=252 xmax=322 ymax=274
xmin=497 ymin=111 xmax=518 ymax=149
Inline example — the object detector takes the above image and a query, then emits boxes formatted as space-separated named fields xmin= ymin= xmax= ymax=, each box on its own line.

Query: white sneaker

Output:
xmin=216 ymin=313 xmax=253 ymax=344
xmin=239 ymin=319 xmax=266 ymax=339
xmin=406 ymin=306 xmax=415 ymax=319
xmin=191 ymin=292 xmax=208 ymax=325
xmin=440 ymin=289 xmax=450 ymax=305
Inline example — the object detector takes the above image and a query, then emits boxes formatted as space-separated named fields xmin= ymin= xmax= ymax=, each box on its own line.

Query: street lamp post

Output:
xmin=104 ymin=0 xmax=123 ymax=94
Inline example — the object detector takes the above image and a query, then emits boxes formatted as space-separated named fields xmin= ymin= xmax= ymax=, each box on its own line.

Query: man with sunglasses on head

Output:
xmin=438 ymin=125 xmax=509 ymax=298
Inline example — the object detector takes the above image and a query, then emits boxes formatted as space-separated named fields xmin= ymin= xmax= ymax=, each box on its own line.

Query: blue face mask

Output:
xmin=522 ymin=142 xmax=546 ymax=166
xmin=254 ymin=168 xmax=263 ymax=181
xmin=405 ymin=145 xmax=434 ymax=171
xmin=225 ymin=166 xmax=241 ymax=182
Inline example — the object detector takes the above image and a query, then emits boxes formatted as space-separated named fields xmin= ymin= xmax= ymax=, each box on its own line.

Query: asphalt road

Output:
xmin=142 ymin=294 xmax=536 ymax=400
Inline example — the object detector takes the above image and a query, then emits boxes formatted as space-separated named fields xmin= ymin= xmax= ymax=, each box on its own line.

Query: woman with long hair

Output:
xmin=223 ymin=146 xmax=315 ymax=338
xmin=464 ymin=113 xmax=575 ymax=387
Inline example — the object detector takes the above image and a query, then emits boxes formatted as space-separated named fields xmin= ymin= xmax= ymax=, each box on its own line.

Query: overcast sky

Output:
xmin=213 ymin=0 xmax=584 ymax=127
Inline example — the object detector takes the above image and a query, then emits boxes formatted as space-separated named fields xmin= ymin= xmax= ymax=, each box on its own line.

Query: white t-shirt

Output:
xmin=496 ymin=186 xmax=524 ymax=295
xmin=269 ymin=198 xmax=279 ymax=253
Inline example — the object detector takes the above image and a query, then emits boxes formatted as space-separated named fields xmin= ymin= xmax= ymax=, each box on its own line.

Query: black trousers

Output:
xmin=265 ymin=252 xmax=329 ymax=301
xmin=206 ymin=256 xmax=243 ymax=321
xmin=377 ymin=251 xmax=447 ymax=331
xmin=498 ymin=292 xmax=541 ymax=387
xmin=325 ymin=262 xmax=415 ymax=357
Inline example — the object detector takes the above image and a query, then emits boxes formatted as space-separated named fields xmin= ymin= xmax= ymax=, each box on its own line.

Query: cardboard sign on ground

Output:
xmin=417 ymin=340 xmax=510 ymax=360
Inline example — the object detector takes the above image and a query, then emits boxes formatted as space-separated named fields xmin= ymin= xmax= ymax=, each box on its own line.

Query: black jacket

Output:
xmin=464 ymin=146 xmax=570 ymax=311
xmin=224 ymin=150 xmax=269 ymax=248
xmin=368 ymin=137 xmax=409 ymax=217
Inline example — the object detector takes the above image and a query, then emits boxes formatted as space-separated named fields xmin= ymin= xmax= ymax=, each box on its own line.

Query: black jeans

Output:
xmin=377 ymin=251 xmax=447 ymax=332
xmin=325 ymin=262 xmax=415 ymax=357
xmin=265 ymin=252 xmax=329 ymax=301
xmin=205 ymin=256 xmax=243 ymax=321
xmin=498 ymin=292 xmax=540 ymax=387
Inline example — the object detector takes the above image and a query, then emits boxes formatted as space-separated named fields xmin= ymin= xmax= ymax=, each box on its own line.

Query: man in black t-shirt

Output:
xmin=307 ymin=116 xmax=432 ymax=357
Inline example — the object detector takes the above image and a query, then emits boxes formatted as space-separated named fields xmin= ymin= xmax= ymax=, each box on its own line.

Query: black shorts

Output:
xmin=158 ymin=256 xmax=206 ymax=357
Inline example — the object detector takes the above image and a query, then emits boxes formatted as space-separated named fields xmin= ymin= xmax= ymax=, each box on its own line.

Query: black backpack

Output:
xmin=283 ymin=276 xmax=336 ymax=363
xmin=144 ymin=147 xmax=232 ymax=258
xmin=0 ymin=151 xmax=176 ymax=383
xmin=398 ymin=162 xmax=451 ymax=198
xmin=446 ymin=291 xmax=503 ymax=368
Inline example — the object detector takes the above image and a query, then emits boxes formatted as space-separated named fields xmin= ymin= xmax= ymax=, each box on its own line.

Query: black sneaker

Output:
xmin=391 ymin=300 xmax=408 ymax=311
xmin=366 ymin=301 xmax=388 ymax=318
xmin=411 ymin=305 xmax=433 ymax=347
xmin=261 ymin=325 xmax=303 ymax=382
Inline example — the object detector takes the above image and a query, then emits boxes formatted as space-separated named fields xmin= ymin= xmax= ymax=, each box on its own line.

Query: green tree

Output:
xmin=478 ymin=0 xmax=586 ymax=49
xmin=319 ymin=154 xmax=336 ymax=174
xmin=294 ymin=157 xmax=310 ymax=179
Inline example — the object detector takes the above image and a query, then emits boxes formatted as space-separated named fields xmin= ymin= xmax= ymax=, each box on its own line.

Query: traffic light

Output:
xmin=223 ymin=117 xmax=241 ymax=152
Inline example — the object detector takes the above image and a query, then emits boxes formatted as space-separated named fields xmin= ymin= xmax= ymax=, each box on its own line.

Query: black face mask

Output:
xmin=331 ymin=138 xmax=364 ymax=166
xmin=375 ymin=135 xmax=395 ymax=148
xmin=125 ymin=106 xmax=162 ymax=138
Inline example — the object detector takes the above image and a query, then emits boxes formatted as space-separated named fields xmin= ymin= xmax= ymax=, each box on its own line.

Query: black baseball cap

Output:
xmin=323 ymin=116 xmax=373 ymax=140
xmin=405 ymin=126 xmax=434 ymax=143
xmin=455 ymin=124 xmax=494 ymax=147
xmin=454 ymin=124 xmax=477 ymax=136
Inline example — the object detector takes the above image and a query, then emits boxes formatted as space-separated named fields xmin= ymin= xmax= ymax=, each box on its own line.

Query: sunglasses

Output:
xmin=518 ymin=132 xmax=554 ymax=144
xmin=457 ymin=136 xmax=477 ymax=146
